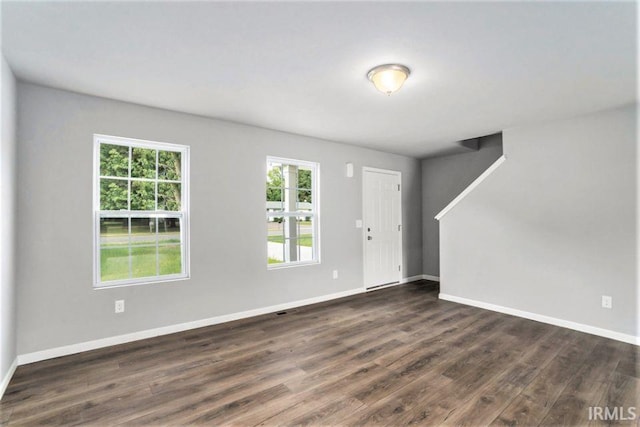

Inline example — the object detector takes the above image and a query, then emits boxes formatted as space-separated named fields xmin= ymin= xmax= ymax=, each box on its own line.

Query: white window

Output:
xmin=93 ymin=135 xmax=190 ymax=288
xmin=266 ymin=157 xmax=319 ymax=268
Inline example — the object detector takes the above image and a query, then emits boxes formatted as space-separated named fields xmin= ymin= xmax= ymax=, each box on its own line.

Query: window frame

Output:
xmin=93 ymin=134 xmax=190 ymax=288
xmin=266 ymin=156 xmax=320 ymax=269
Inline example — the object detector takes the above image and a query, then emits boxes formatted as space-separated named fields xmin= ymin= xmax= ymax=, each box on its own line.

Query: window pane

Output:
xmin=100 ymin=216 xmax=131 ymax=281
xmin=158 ymin=151 xmax=182 ymax=181
xmin=266 ymin=163 xmax=283 ymax=208
xmin=100 ymin=179 xmax=128 ymax=210
xmin=293 ymin=215 xmax=314 ymax=253
xmin=100 ymin=247 xmax=130 ymax=282
xmin=158 ymin=183 xmax=181 ymax=211
xmin=267 ymin=196 xmax=283 ymax=212
xmin=130 ymin=217 xmax=158 ymax=242
xmin=159 ymin=245 xmax=182 ymax=275
xmin=131 ymin=246 xmax=158 ymax=278
xmin=130 ymin=217 xmax=158 ymax=278
xmin=267 ymin=216 xmax=285 ymax=265
xmin=297 ymin=190 xmax=312 ymax=211
xmin=267 ymin=159 xmax=283 ymax=210
xmin=297 ymin=236 xmax=314 ymax=262
xmin=297 ymin=168 xmax=312 ymax=189
xmin=100 ymin=217 xmax=129 ymax=246
xmin=131 ymin=181 xmax=156 ymax=210
xmin=267 ymin=216 xmax=314 ymax=264
xmin=158 ymin=218 xmax=182 ymax=275
xmin=131 ymin=147 xmax=157 ymax=179
xmin=266 ymin=185 xmax=283 ymax=202
xmin=158 ymin=218 xmax=181 ymax=245
xmin=100 ymin=144 xmax=129 ymax=177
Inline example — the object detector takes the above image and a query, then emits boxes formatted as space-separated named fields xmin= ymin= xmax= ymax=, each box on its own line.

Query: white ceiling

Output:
xmin=2 ymin=1 xmax=636 ymax=158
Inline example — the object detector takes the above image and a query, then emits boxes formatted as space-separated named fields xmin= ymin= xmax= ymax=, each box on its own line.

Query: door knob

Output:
xmin=367 ymin=236 xmax=373 ymax=240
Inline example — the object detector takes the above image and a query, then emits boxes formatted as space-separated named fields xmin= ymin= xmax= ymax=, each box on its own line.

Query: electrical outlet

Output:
xmin=332 ymin=270 xmax=339 ymax=279
xmin=115 ymin=300 xmax=125 ymax=313
xmin=601 ymin=295 xmax=612 ymax=309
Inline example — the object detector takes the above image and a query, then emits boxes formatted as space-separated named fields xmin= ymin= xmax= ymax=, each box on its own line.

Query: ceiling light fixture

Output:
xmin=367 ymin=64 xmax=411 ymax=95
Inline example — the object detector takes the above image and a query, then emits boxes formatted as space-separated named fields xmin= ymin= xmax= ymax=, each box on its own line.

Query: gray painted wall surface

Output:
xmin=440 ymin=105 xmax=637 ymax=336
xmin=16 ymin=83 xmax=422 ymax=354
xmin=1 ymin=57 xmax=17 ymax=382
xmin=421 ymin=135 xmax=502 ymax=277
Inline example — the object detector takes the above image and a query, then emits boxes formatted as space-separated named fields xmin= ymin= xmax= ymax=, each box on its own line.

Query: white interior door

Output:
xmin=363 ymin=168 xmax=402 ymax=289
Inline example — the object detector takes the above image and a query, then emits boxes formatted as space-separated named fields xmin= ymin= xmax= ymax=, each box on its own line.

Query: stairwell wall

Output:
xmin=421 ymin=134 xmax=503 ymax=277
xmin=439 ymin=105 xmax=638 ymax=338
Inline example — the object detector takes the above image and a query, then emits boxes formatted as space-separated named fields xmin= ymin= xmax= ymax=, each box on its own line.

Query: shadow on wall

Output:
xmin=421 ymin=133 xmax=503 ymax=277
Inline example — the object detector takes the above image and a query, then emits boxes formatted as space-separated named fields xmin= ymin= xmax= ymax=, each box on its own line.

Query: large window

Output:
xmin=266 ymin=157 xmax=319 ymax=268
xmin=93 ymin=135 xmax=189 ymax=288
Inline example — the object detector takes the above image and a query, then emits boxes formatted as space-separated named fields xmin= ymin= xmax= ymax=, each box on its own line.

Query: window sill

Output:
xmin=94 ymin=274 xmax=190 ymax=290
xmin=268 ymin=261 xmax=320 ymax=270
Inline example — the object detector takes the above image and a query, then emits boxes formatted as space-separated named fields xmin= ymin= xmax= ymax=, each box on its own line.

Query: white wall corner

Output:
xmin=0 ymin=357 xmax=17 ymax=400
xmin=636 ymin=99 xmax=640 ymax=345
xmin=435 ymin=155 xmax=507 ymax=221
xmin=635 ymin=4 xmax=640 ymax=350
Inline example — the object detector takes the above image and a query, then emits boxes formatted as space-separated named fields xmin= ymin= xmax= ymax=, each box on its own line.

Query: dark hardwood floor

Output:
xmin=1 ymin=280 xmax=638 ymax=426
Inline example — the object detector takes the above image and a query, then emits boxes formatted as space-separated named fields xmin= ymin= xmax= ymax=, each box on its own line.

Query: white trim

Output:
xmin=17 ymin=288 xmax=364 ymax=365
xmin=0 ymin=358 xmax=17 ymax=399
xmin=422 ymin=274 xmax=440 ymax=282
xmin=365 ymin=275 xmax=427 ymax=291
xmin=94 ymin=134 xmax=187 ymax=152
xmin=400 ymin=274 xmax=426 ymax=284
xmin=92 ymin=275 xmax=190 ymax=290
xmin=636 ymin=97 xmax=640 ymax=350
xmin=362 ymin=167 xmax=403 ymax=290
xmin=366 ymin=282 xmax=401 ymax=291
xmin=435 ymin=155 xmax=507 ymax=220
xmin=397 ymin=171 xmax=403 ymax=286
xmin=361 ymin=166 xmax=401 ymax=176
xmin=267 ymin=260 xmax=320 ymax=270
xmin=439 ymin=293 xmax=640 ymax=346
xmin=266 ymin=155 xmax=319 ymax=170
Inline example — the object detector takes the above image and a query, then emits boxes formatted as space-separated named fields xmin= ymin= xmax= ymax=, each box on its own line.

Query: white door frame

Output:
xmin=362 ymin=166 xmax=403 ymax=291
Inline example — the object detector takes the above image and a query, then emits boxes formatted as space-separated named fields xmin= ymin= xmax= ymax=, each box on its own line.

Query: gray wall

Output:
xmin=16 ymin=83 xmax=422 ymax=355
xmin=440 ymin=105 xmax=637 ymax=337
xmin=1 ymin=56 xmax=17 ymax=385
xmin=421 ymin=135 xmax=502 ymax=277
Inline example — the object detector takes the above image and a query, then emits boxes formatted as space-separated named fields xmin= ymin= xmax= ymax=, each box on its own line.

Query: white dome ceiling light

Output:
xmin=367 ymin=64 xmax=411 ymax=95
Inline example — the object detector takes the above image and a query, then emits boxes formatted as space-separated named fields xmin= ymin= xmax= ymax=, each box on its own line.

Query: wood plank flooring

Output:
xmin=1 ymin=280 xmax=638 ymax=426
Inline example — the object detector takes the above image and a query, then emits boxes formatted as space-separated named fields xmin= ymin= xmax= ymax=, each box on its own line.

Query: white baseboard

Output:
xmin=18 ymin=288 xmax=365 ymax=365
xmin=0 ymin=358 xmax=18 ymax=399
xmin=397 ymin=274 xmax=440 ymax=284
xmin=400 ymin=274 xmax=426 ymax=284
xmin=439 ymin=293 xmax=639 ymax=346
xmin=367 ymin=274 xmax=432 ymax=292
